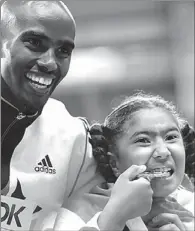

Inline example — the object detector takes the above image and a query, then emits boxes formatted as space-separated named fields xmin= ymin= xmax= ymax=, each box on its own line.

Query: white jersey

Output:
xmin=1 ymin=98 xmax=102 ymax=231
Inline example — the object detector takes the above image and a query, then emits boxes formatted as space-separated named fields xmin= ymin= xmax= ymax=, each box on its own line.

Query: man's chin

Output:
xmin=22 ymin=98 xmax=47 ymax=114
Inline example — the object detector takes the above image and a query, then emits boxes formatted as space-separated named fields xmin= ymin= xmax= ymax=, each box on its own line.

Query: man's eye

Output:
xmin=26 ymin=38 xmax=41 ymax=47
xmin=58 ymin=47 xmax=71 ymax=57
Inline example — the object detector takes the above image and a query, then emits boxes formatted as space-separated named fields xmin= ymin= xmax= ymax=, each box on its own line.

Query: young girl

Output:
xmin=89 ymin=92 xmax=194 ymax=231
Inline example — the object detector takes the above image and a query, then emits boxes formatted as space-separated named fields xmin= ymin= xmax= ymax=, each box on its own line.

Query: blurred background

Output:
xmin=52 ymin=1 xmax=194 ymax=126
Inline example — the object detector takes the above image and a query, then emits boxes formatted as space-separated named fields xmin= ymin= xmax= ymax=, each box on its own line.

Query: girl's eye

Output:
xmin=135 ymin=138 xmax=150 ymax=144
xmin=165 ymin=134 xmax=179 ymax=141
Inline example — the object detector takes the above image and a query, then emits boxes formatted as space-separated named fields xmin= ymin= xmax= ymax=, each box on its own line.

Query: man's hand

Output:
xmin=147 ymin=213 xmax=186 ymax=231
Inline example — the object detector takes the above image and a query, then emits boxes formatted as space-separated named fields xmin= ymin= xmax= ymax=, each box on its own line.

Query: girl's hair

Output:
xmin=89 ymin=92 xmax=195 ymax=183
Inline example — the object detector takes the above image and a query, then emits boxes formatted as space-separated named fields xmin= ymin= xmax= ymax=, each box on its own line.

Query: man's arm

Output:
xmin=53 ymin=117 xmax=106 ymax=230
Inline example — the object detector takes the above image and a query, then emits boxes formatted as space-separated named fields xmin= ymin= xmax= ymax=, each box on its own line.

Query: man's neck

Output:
xmin=1 ymin=77 xmax=40 ymax=116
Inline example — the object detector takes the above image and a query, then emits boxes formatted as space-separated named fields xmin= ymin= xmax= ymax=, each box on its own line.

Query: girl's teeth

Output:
xmin=153 ymin=171 xmax=171 ymax=178
xmin=152 ymin=167 xmax=171 ymax=173
xmin=154 ymin=168 xmax=161 ymax=172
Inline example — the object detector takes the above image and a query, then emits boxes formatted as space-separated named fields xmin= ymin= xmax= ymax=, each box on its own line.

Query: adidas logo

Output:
xmin=34 ymin=155 xmax=56 ymax=174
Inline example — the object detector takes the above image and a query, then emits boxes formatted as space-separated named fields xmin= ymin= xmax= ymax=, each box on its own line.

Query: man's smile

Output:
xmin=25 ymin=71 xmax=55 ymax=94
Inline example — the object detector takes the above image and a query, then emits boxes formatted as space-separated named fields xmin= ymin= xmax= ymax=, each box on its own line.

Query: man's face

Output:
xmin=1 ymin=2 xmax=75 ymax=111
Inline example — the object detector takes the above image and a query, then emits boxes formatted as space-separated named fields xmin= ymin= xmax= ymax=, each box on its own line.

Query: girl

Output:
xmin=90 ymin=92 xmax=194 ymax=231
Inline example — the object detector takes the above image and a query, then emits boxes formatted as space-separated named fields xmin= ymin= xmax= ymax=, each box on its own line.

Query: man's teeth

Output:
xmin=26 ymin=73 xmax=53 ymax=86
xmin=31 ymin=82 xmax=48 ymax=89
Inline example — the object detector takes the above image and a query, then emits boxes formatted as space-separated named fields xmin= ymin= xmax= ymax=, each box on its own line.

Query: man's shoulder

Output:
xmin=41 ymin=98 xmax=70 ymax=119
xmin=45 ymin=97 xmax=66 ymax=110
xmin=39 ymin=98 xmax=88 ymax=136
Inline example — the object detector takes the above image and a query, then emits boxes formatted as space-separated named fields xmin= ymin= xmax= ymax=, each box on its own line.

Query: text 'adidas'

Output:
xmin=34 ymin=155 xmax=56 ymax=174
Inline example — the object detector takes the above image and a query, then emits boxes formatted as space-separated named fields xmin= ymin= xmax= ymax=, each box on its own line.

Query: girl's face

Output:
xmin=115 ymin=108 xmax=185 ymax=198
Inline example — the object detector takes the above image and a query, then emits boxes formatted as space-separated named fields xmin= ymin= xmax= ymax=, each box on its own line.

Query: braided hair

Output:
xmin=182 ymin=123 xmax=195 ymax=184
xmin=89 ymin=92 xmax=195 ymax=185
xmin=89 ymin=123 xmax=117 ymax=183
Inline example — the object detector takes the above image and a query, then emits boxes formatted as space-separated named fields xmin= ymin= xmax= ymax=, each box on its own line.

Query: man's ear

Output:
xmin=1 ymin=40 xmax=10 ymax=58
xmin=107 ymin=152 xmax=120 ymax=177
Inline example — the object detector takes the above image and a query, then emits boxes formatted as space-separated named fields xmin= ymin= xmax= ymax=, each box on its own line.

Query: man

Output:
xmin=1 ymin=1 xmax=105 ymax=230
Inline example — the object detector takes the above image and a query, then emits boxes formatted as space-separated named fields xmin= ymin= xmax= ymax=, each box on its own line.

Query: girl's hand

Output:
xmin=142 ymin=196 xmax=193 ymax=225
xmin=147 ymin=213 xmax=186 ymax=231
xmin=110 ymin=165 xmax=154 ymax=219
xmin=98 ymin=165 xmax=154 ymax=230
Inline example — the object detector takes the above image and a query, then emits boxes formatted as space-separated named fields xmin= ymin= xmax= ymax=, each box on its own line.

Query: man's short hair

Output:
xmin=1 ymin=1 xmax=76 ymax=57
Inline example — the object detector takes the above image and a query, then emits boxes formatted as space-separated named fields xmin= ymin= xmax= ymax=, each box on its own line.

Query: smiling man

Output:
xmin=1 ymin=1 xmax=104 ymax=230
xmin=1 ymin=0 xmax=75 ymax=113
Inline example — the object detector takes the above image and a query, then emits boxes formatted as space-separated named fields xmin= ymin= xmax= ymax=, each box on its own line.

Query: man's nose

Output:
xmin=152 ymin=141 xmax=171 ymax=160
xmin=37 ymin=49 xmax=58 ymax=73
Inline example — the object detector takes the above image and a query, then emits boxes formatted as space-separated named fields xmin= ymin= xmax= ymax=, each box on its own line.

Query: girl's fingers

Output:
xmin=122 ymin=165 xmax=146 ymax=180
xmin=159 ymin=223 xmax=180 ymax=231
xmin=150 ymin=213 xmax=185 ymax=231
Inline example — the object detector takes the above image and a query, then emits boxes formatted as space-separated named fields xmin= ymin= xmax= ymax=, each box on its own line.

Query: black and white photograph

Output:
xmin=1 ymin=1 xmax=194 ymax=231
